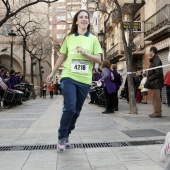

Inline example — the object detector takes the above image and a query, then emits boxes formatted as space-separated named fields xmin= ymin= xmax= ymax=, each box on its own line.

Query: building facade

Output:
xmin=0 ymin=1 xmax=51 ymax=89
xmin=96 ymin=0 xmax=170 ymax=101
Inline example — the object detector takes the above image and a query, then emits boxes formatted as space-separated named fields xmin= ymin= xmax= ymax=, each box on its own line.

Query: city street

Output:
xmin=0 ymin=95 xmax=169 ymax=170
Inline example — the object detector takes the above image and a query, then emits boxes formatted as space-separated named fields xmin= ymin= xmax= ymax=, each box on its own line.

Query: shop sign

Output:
xmin=123 ymin=21 xmax=142 ymax=32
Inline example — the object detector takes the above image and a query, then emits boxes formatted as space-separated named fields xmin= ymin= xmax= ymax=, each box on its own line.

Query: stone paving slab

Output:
xmin=0 ymin=96 xmax=169 ymax=169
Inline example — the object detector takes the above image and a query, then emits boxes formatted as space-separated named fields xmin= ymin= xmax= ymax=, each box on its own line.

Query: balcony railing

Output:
xmin=106 ymin=43 xmax=118 ymax=60
xmin=144 ymin=4 xmax=170 ymax=38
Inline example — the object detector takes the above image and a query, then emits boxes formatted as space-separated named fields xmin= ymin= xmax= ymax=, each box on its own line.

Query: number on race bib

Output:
xmin=74 ymin=65 xmax=86 ymax=70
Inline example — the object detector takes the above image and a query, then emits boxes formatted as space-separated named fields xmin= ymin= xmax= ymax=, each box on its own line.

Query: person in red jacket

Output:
xmin=48 ymin=81 xmax=55 ymax=99
xmin=164 ymin=70 xmax=170 ymax=107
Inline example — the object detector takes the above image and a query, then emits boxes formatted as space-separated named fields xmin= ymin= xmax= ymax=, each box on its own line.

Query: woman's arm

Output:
xmin=76 ymin=46 xmax=101 ymax=64
xmin=46 ymin=54 xmax=67 ymax=82
xmin=100 ymin=68 xmax=109 ymax=81
xmin=51 ymin=54 xmax=67 ymax=75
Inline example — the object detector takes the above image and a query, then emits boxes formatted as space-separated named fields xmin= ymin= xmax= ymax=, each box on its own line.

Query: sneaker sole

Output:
xmin=57 ymin=148 xmax=65 ymax=152
xmin=160 ymin=132 xmax=170 ymax=161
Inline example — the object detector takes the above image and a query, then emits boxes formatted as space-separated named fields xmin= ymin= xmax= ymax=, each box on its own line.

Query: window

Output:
xmin=56 ymin=34 xmax=65 ymax=39
xmin=49 ymin=9 xmax=53 ymax=13
xmin=49 ymin=16 xmax=52 ymax=21
xmin=56 ymin=7 xmax=66 ymax=11
xmin=56 ymin=25 xmax=66 ymax=29
xmin=49 ymin=25 xmax=53 ymax=30
xmin=56 ymin=16 xmax=66 ymax=21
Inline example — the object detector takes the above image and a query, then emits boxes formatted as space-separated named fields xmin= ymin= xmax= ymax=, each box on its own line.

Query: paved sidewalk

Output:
xmin=0 ymin=95 xmax=169 ymax=170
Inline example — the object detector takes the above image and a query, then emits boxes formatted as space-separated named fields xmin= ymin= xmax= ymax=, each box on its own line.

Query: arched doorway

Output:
xmin=0 ymin=53 xmax=22 ymax=72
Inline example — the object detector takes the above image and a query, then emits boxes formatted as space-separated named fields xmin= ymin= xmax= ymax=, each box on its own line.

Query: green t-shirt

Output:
xmin=60 ymin=33 xmax=103 ymax=85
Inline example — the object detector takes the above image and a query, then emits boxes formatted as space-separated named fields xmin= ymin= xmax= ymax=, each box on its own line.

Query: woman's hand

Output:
xmin=46 ymin=73 xmax=53 ymax=84
xmin=0 ymin=81 xmax=8 ymax=90
xmin=96 ymin=80 xmax=102 ymax=87
xmin=76 ymin=46 xmax=85 ymax=55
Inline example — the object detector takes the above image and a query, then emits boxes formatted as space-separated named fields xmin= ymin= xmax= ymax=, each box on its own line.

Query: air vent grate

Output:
xmin=0 ymin=139 xmax=164 ymax=152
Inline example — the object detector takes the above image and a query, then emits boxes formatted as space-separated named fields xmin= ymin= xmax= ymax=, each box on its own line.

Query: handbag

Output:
xmin=138 ymin=84 xmax=142 ymax=90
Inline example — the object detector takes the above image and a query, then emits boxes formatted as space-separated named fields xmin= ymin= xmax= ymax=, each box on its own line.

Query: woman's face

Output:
xmin=76 ymin=11 xmax=89 ymax=30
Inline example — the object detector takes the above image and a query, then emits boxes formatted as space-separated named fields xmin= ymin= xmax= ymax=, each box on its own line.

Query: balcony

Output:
xmin=144 ymin=4 xmax=170 ymax=41
xmin=106 ymin=42 xmax=124 ymax=60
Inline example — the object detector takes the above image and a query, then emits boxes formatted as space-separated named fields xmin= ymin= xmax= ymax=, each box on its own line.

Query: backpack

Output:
xmin=117 ymin=73 xmax=123 ymax=87
xmin=112 ymin=70 xmax=123 ymax=88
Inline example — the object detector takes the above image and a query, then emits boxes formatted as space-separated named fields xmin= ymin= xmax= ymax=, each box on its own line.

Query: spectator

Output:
xmin=140 ymin=72 xmax=148 ymax=104
xmin=164 ymin=70 xmax=170 ymax=107
xmin=0 ymin=65 xmax=7 ymax=90
xmin=110 ymin=64 xmax=122 ymax=111
xmin=135 ymin=71 xmax=143 ymax=103
xmin=48 ymin=81 xmax=55 ymax=99
xmin=41 ymin=81 xmax=47 ymax=99
xmin=144 ymin=46 xmax=164 ymax=118
xmin=98 ymin=60 xmax=116 ymax=114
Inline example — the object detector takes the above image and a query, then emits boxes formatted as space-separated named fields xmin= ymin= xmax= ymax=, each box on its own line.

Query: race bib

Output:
xmin=71 ymin=59 xmax=89 ymax=73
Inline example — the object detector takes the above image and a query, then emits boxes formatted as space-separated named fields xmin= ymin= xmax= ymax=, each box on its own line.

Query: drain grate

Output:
xmin=122 ymin=129 xmax=166 ymax=138
xmin=0 ymin=139 xmax=164 ymax=151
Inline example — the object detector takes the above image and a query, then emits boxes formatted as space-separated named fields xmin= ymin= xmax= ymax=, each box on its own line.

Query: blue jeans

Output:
xmin=58 ymin=78 xmax=90 ymax=140
xmin=166 ymin=86 xmax=170 ymax=106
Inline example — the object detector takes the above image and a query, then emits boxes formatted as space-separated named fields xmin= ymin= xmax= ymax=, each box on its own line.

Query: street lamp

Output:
xmin=8 ymin=30 xmax=16 ymax=69
xmin=97 ymin=30 xmax=104 ymax=46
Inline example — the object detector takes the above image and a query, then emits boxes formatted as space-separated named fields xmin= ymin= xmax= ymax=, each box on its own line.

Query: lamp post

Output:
xmin=8 ymin=30 xmax=16 ymax=69
xmin=97 ymin=30 xmax=104 ymax=61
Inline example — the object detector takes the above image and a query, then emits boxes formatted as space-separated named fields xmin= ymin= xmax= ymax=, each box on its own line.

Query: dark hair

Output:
xmin=68 ymin=10 xmax=90 ymax=35
xmin=111 ymin=64 xmax=117 ymax=70
xmin=62 ymin=10 xmax=90 ymax=44
xmin=150 ymin=46 xmax=157 ymax=55
xmin=9 ymin=69 xmax=15 ymax=75
xmin=142 ymin=72 xmax=146 ymax=77
xmin=0 ymin=64 xmax=4 ymax=69
xmin=102 ymin=60 xmax=111 ymax=69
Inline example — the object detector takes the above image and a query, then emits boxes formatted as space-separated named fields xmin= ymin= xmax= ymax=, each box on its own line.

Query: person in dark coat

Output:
xmin=9 ymin=69 xmax=17 ymax=89
xmin=144 ymin=46 xmax=164 ymax=118
xmin=110 ymin=64 xmax=121 ymax=111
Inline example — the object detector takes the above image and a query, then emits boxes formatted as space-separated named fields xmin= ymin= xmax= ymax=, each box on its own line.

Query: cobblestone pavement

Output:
xmin=0 ymin=95 xmax=169 ymax=170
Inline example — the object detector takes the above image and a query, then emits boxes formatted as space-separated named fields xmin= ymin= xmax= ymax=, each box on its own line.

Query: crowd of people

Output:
xmin=0 ymin=64 xmax=33 ymax=108
xmin=89 ymin=46 xmax=170 ymax=118
xmin=89 ymin=62 xmax=122 ymax=113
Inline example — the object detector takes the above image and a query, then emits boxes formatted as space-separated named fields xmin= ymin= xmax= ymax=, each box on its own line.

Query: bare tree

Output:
xmin=27 ymin=34 xmax=51 ymax=83
xmin=0 ymin=0 xmax=58 ymax=28
xmin=13 ymin=12 xmax=44 ymax=81
xmin=113 ymin=0 xmax=145 ymax=114
xmin=88 ymin=0 xmax=117 ymax=58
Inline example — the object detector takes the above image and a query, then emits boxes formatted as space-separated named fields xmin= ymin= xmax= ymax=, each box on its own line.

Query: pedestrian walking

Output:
xmin=41 ymin=81 xmax=47 ymax=99
xmin=46 ymin=10 xmax=102 ymax=151
xmin=164 ymin=70 xmax=170 ymax=107
xmin=144 ymin=46 xmax=164 ymax=118
xmin=48 ymin=81 xmax=55 ymax=99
